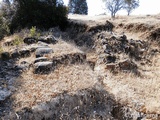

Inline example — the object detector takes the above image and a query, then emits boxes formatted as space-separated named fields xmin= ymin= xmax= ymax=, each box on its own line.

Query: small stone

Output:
xmin=106 ymin=55 xmax=116 ymax=63
xmin=119 ymin=59 xmax=137 ymax=70
xmin=0 ymin=89 xmax=11 ymax=101
xmin=87 ymin=61 xmax=95 ymax=70
xmin=119 ymin=35 xmax=128 ymax=43
xmin=106 ymin=63 xmax=116 ymax=71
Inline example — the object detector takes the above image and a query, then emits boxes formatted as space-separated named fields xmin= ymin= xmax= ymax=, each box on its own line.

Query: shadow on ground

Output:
xmin=0 ymin=58 xmax=23 ymax=117
xmin=2 ymin=82 xmax=144 ymax=120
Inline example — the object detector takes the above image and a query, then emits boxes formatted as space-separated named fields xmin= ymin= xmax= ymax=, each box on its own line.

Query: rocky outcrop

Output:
xmin=96 ymin=32 xmax=151 ymax=74
xmin=67 ymin=20 xmax=114 ymax=47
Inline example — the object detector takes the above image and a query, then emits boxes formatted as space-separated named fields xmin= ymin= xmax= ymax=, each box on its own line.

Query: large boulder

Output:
xmin=35 ymin=48 xmax=53 ymax=58
xmin=34 ymin=61 xmax=53 ymax=74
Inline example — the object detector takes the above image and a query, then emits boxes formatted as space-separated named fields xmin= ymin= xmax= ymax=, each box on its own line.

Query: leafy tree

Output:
xmin=102 ymin=0 xmax=125 ymax=18
xmin=7 ymin=0 xmax=68 ymax=33
xmin=124 ymin=0 xmax=139 ymax=16
xmin=68 ymin=0 xmax=88 ymax=15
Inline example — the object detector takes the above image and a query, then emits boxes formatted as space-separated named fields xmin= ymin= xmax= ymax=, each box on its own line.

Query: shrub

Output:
xmin=29 ymin=26 xmax=40 ymax=37
xmin=0 ymin=46 xmax=3 ymax=54
xmin=13 ymin=35 xmax=23 ymax=46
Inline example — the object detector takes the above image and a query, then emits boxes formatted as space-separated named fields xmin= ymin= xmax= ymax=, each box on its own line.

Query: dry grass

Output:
xmin=102 ymin=53 xmax=160 ymax=114
xmin=0 ymin=33 xmax=25 ymax=54
xmin=1 ymin=14 xmax=160 ymax=118
xmin=49 ymin=40 xmax=83 ymax=57
xmin=67 ymin=14 xmax=160 ymax=114
xmin=12 ymin=64 xmax=97 ymax=111
xmin=69 ymin=14 xmax=160 ymax=41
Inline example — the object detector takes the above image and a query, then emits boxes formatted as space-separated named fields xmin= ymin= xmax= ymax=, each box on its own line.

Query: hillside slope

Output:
xmin=0 ymin=14 xmax=160 ymax=119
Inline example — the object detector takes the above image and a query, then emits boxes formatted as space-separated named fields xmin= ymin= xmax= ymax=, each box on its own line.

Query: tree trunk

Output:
xmin=111 ymin=12 xmax=116 ymax=18
xmin=127 ymin=11 xmax=130 ymax=16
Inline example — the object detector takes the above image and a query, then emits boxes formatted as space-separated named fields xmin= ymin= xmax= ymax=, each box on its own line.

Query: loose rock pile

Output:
xmin=96 ymin=31 xmax=150 ymax=74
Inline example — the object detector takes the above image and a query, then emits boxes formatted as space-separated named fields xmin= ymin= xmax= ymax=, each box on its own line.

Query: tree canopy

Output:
xmin=124 ymin=0 xmax=139 ymax=16
xmin=1 ymin=0 xmax=68 ymax=33
xmin=102 ymin=0 xmax=139 ymax=18
xmin=68 ymin=0 xmax=88 ymax=15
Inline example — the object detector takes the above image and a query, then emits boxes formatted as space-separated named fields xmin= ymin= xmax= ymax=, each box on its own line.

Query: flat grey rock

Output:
xmin=34 ymin=57 xmax=48 ymax=63
xmin=37 ymin=41 xmax=49 ymax=47
xmin=36 ymin=48 xmax=53 ymax=58
xmin=34 ymin=61 xmax=53 ymax=74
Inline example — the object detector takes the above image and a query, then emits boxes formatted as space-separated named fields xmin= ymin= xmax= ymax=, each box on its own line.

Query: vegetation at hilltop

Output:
xmin=102 ymin=0 xmax=139 ymax=18
xmin=68 ymin=0 xmax=88 ymax=15
xmin=0 ymin=0 xmax=68 ymax=38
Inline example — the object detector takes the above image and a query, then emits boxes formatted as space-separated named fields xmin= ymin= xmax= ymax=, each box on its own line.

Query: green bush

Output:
xmin=0 ymin=46 xmax=3 ymax=54
xmin=29 ymin=26 xmax=40 ymax=37
xmin=13 ymin=35 xmax=23 ymax=46
xmin=10 ymin=0 xmax=68 ymax=33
